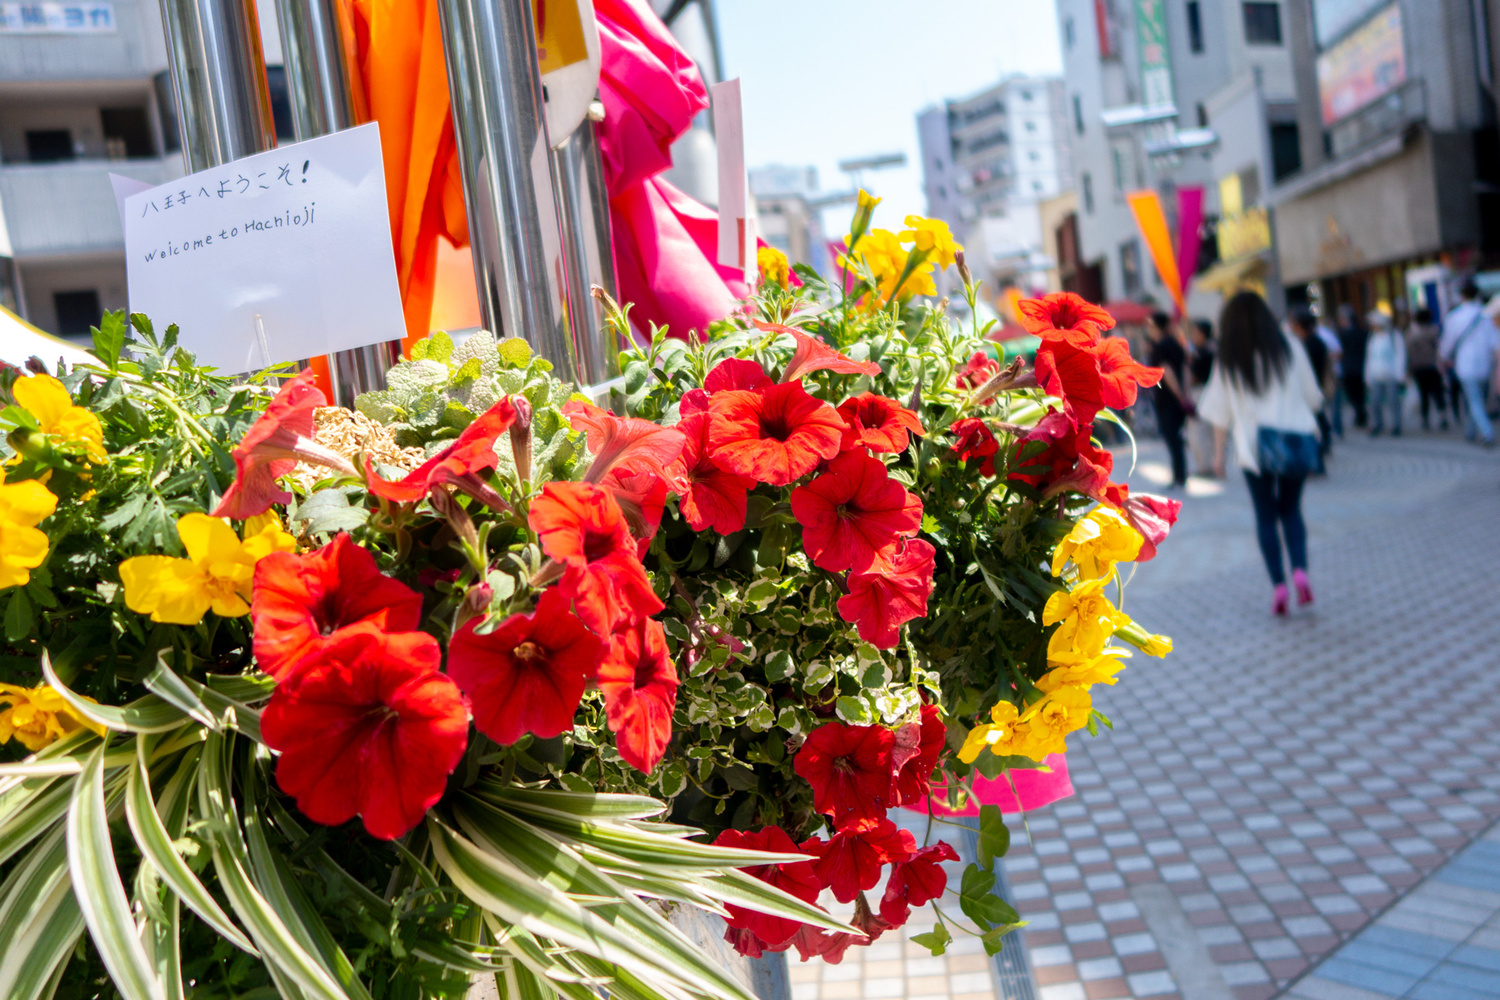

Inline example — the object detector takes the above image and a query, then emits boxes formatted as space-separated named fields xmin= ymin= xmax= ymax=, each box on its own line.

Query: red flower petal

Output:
xmin=1034 ymin=338 xmax=1107 ymax=423
xmin=365 ymin=397 xmax=518 ymax=504
xmin=890 ymin=703 xmax=945 ymax=807
xmin=704 ymin=358 xmax=772 ymax=394
xmin=800 ymin=818 xmax=915 ymax=903
xmin=529 ymin=482 xmax=664 ymax=634
xmin=790 ymin=450 xmax=921 ymax=574
xmin=836 ymin=392 xmax=926 ymax=454
xmin=250 ymin=533 xmax=423 ymax=680
xmin=955 ymin=351 xmax=1000 ymax=389
xmin=949 ymin=417 xmax=999 ymax=476
xmin=261 ymin=626 xmax=468 ymax=840
xmin=672 ymin=412 xmax=754 ymax=534
xmin=1017 ymin=292 xmax=1115 ymax=343
xmin=213 ymin=369 xmax=353 ymax=519
xmin=448 ymin=587 xmax=603 ymax=745
xmin=879 ymin=841 xmax=958 ymax=925
xmin=715 ymin=826 xmax=821 ymax=950
xmin=836 ymin=539 xmax=936 ymax=649
xmin=793 ymin=721 xmax=896 ymax=826
xmin=600 ymin=466 xmax=669 ymax=557
xmin=1110 ymin=489 xmax=1181 ymax=561
xmin=1096 ymin=336 xmax=1164 ymax=409
xmin=1009 ymin=411 xmax=1114 ymax=499
xmin=597 ymin=617 xmax=679 ymax=773
xmin=753 ymin=321 xmax=881 ymax=383
xmin=563 ymin=399 xmax=686 ymax=486
xmin=708 ymin=382 xmax=845 ymax=487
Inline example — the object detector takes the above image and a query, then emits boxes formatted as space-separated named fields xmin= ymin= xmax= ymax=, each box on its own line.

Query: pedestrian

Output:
xmin=1363 ymin=310 xmax=1407 ymax=436
xmin=1199 ymin=291 xmax=1325 ymax=616
xmin=1145 ymin=311 xmax=1191 ymax=489
xmin=1337 ymin=304 xmax=1369 ymax=428
xmin=1288 ymin=307 xmax=1334 ymax=457
xmin=1186 ymin=319 xmax=1217 ymax=476
xmin=1315 ymin=313 xmax=1345 ymax=437
xmin=1438 ymin=281 xmax=1500 ymax=447
xmin=1404 ymin=307 xmax=1448 ymax=431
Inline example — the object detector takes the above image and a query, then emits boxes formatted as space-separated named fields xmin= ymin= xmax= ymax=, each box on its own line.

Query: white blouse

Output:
xmin=1197 ymin=333 xmax=1324 ymax=474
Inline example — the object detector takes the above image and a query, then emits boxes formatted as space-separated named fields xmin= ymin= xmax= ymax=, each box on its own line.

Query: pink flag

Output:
xmin=1175 ymin=186 xmax=1205 ymax=310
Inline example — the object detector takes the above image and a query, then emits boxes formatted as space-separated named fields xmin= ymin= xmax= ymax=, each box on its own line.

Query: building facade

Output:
xmin=748 ymin=164 xmax=829 ymax=274
xmin=1269 ymin=0 xmax=1499 ymax=319
xmin=1055 ymin=0 xmax=1300 ymax=314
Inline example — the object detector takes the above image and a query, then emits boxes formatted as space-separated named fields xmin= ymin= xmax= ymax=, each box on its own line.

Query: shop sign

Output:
xmin=1317 ymin=3 xmax=1406 ymax=126
xmin=1134 ymin=0 xmax=1174 ymax=106
xmin=1217 ymin=207 xmax=1272 ymax=261
xmin=0 ymin=2 xmax=113 ymax=33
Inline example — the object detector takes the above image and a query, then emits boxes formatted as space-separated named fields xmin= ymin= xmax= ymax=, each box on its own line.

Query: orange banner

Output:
xmin=1126 ymin=189 xmax=1184 ymax=315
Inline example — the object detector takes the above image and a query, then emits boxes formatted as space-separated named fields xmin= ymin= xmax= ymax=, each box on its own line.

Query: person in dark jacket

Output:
xmin=1146 ymin=311 xmax=1190 ymax=489
xmin=1337 ymin=304 xmax=1369 ymax=428
xmin=1290 ymin=307 xmax=1333 ymax=458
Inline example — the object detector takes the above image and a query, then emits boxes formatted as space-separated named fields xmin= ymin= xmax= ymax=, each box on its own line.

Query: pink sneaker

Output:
xmin=1273 ymin=584 xmax=1289 ymax=616
xmin=1293 ymin=569 xmax=1314 ymax=606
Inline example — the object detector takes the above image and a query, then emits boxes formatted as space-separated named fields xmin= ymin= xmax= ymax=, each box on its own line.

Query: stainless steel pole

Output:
xmin=433 ymin=0 xmax=574 ymax=379
xmin=550 ymin=119 xmax=617 ymax=387
xmin=275 ymin=0 xmax=400 ymax=405
xmin=157 ymin=0 xmax=275 ymax=173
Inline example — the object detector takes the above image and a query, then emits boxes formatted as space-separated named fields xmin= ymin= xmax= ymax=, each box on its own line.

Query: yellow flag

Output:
xmin=1126 ymin=190 xmax=1184 ymax=315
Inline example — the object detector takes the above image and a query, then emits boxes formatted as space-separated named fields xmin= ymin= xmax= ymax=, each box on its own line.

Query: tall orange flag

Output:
xmin=1126 ymin=189 xmax=1185 ymax=316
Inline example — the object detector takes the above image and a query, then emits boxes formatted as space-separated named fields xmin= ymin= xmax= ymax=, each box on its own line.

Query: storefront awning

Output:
xmin=0 ymin=305 xmax=95 ymax=373
xmin=1194 ymin=254 xmax=1269 ymax=294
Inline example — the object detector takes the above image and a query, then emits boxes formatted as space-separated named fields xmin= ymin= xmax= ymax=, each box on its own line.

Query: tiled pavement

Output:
xmin=788 ymin=429 xmax=1500 ymax=1000
xmin=1285 ymin=821 xmax=1500 ymax=999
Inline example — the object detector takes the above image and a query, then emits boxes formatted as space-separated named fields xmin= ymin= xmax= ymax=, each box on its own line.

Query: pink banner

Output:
xmin=1176 ymin=186 xmax=1204 ymax=309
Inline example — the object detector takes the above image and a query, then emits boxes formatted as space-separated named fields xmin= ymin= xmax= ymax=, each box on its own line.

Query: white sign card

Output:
xmin=124 ymin=123 xmax=406 ymax=373
xmin=711 ymin=78 xmax=755 ymax=280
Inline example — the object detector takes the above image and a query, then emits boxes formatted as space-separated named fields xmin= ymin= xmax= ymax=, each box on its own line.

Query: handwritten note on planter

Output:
xmin=124 ymin=123 xmax=405 ymax=373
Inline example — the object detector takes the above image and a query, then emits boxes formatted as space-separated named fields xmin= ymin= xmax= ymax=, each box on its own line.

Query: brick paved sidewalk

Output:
xmin=790 ymin=431 xmax=1500 ymax=1000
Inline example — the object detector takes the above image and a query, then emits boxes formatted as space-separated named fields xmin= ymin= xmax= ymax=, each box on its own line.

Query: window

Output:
xmin=938 ymin=185 xmax=947 ymax=198
xmin=1111 ymin=146 xmax=1126 ymax=193
xmin=1064 ymin=15 xmax=1075 ymax=48
xmin=53 ymin=291 xmax=101 ymax=336
xmin=264 ymin=66 xmax=297 ymax=141
xmin=1022 ymin=90 xmax=1033 ymax=101
xmin=1270 ymin=122 xmax=1301 ymax=181
xmin=1073 ymin=94 xmax=1084 ymax=135
xmin=1026 ymin=120 xmax=1036 ymax=132
xmin=1196 ymin=103 xmax=1208 ymax=127
xmin=1082 ymin=173 xmax=1094 ymax=214
xmin=1187 ymin=1 xmax=1204 ymax=53
xmin=25 ymin=130 xmax=73 ymax=163
xmin=100 ymin=107 xmax=154 ymax=159
xmin=1029 ymin=151 xmax=1040 ymax=162
xmin=1120 ymin=240 xmax=1142 ymax=296
xmin=1243 ymin=2 xmax=1282 ymax=45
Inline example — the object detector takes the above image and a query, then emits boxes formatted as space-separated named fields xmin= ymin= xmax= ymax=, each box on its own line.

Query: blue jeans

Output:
xmin=1244 ymin=470 xmax=1307 ymax=586
xmin=1368 ymin=380 xmax=1402 ymax=433
xmin=1460 ymin=378 xmax=1494 ymax=442
xmin=1329 ymin=384 xmax=1345 ymax=436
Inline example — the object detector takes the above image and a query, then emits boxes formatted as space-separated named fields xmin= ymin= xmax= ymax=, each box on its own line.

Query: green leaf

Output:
xmin=124 ymin=739 xmax=256 ymax=956
xmin=0 ymin=777 xmax=69 ymax=867
xmin=910 ymin=922 xmax=951 ymax=956
xmin=958 ymin=863 xmax=1020 ymax=929
xmin=977 ymin=804 xmax=1011 ymax=870
xmin=0 ymin=827 xmax=82 ymax=999
xmin=43 ymin=653 xmax=186 ymax=734
xmin=835 ymin=695 xmax=873 ymax=724
xmin=91 ymin=310 xmax=127 ymax=370
xmin=66 ymin=744 xmax=167 ymax=1000
xmin=141 ymin=651 xmax=217 ymax=730
xmin=5 ymin=589 xmax=33 ymax=643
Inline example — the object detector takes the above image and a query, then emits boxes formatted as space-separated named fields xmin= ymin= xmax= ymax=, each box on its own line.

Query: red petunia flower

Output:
xmin=597 ymin=617 xmax=679 ymax=773
xmin=562 ymin=400 xmax=686 ymax=486
xmin=671 ymin=412 xmax=755 ymax=534
xmin=879 ymin=841 xmax=958 ymax=925
xmin=790 ymin=924 xmax=863 ymax=964
xmin=793 ymin=721 xmax=897 ymax=826
xmin=790 ymin=450 xmax=921 ymax=575
xmin=528 ymin=481 xmax=664 ymax=634
xmin=801 ymin=818 xmax=915 ymax=903
xmin=1017 ymin=292 xmax=1116 ymax=345
xmin=837 ymin=539 xmax=936 ymax=650
xmin=447 ymin=587 xmax=603 ymax=746
xmin=754 ymin=321 xmax=881 ymax=383
xmin=1009 ymin=411 xmax=1114 ymax=500
xmin=949 ymin=417 xmax=999 ymax=476
xmin=260 ymin=625 xmax=468 ymax=840
xmin=213 ymin=369 xmax=357 ymax=519
xmin=955 ymin=350 xmax=999 ymax=389
xmin=707 ymin=382 xmax=846 ymax=487
xmin=715 ymin=826 xmax=822 ymax=951
xmin=600 ymin=466 xmax=669 ymax=558
xmin=890 ymin=703 xmax=946 ymax=807
xmin=836 ymin=393 xmax=926 ymax=454
xmin=1096 ymin=336 xmax=1163 ymax=408
xmin=705 ymin=358 xmax=772 ymax=394
xmin=365 ymin=397 xmax=518 ymax=508
xmin=1107 ymin=487 xmax=1181 ymax=561
xmin=250 ymin=533 xmax=423 ymax=680
xmin=1033 ymin=337 xmax=1107 ymax=423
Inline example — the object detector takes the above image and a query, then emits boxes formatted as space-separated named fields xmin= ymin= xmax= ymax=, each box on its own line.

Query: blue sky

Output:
xmin=719 ymin=0 xmax=1064 ymax=236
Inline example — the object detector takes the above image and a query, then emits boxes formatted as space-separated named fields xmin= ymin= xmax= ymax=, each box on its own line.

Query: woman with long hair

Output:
xmin=1199 ymin=291 xmax=1325 ymax=615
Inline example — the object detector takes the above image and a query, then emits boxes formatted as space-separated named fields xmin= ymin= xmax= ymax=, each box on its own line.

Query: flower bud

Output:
xmin=509 ymin=395 xmax=533 ymax=484
xmin=455 ymin=580 xmax=494 ymax=629
xmin=955 ymin=250 xmax=973 ymax=289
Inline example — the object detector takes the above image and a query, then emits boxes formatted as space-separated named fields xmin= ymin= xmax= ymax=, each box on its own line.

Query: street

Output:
xmin=790 ymin=429 xmax=1500 ymax=1000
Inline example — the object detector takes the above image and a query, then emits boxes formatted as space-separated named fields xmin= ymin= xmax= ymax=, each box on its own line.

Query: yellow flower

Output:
xmin=120 ymin=512 xmax=296 ymax=625
xmin=1113 ymin=619 xmax=1174 ymax=657
xmin=13 ymin=374 xmax=106 ymax=465
xmin=958 ymin=700 xmax=1020 ymax=764
xmin=1017 ymin=686 xmax=1093 ymax=758
xmin=0 ymin=683 xmax=106 ymax=751
xmin=849 ymin=189 xmax=882 ymax=243
xmin=1141 ymin=633 xmax=1172 ymax=657
xmin=842 ymin=229 xmax=936 ymax=304
xmin=757 ymin=245 xmax=791 ymax=288
xmin=0 ymin=479 xmax=58 ymax=589
xmin=900 ymin=215 xmax=962 ymax=269
xmin=1051 ymin=507 xmax=1144 ymax=581
xmin=1044 ymin=578 xmax=1132 ymax=658
xmin=1037 ymin=646 xmax=1130 ymax=693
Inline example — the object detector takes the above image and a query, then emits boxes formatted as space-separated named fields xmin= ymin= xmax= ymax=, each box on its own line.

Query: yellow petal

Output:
xmin=12 ymin=375 xmax=72 ymax=430
xmin=176 ymin=513 xmax=243 ymax=565
xmin=0 ymin=479 xmax=59 ymax=528
xmin=0 ymin=522 xmax=49 ymax=588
